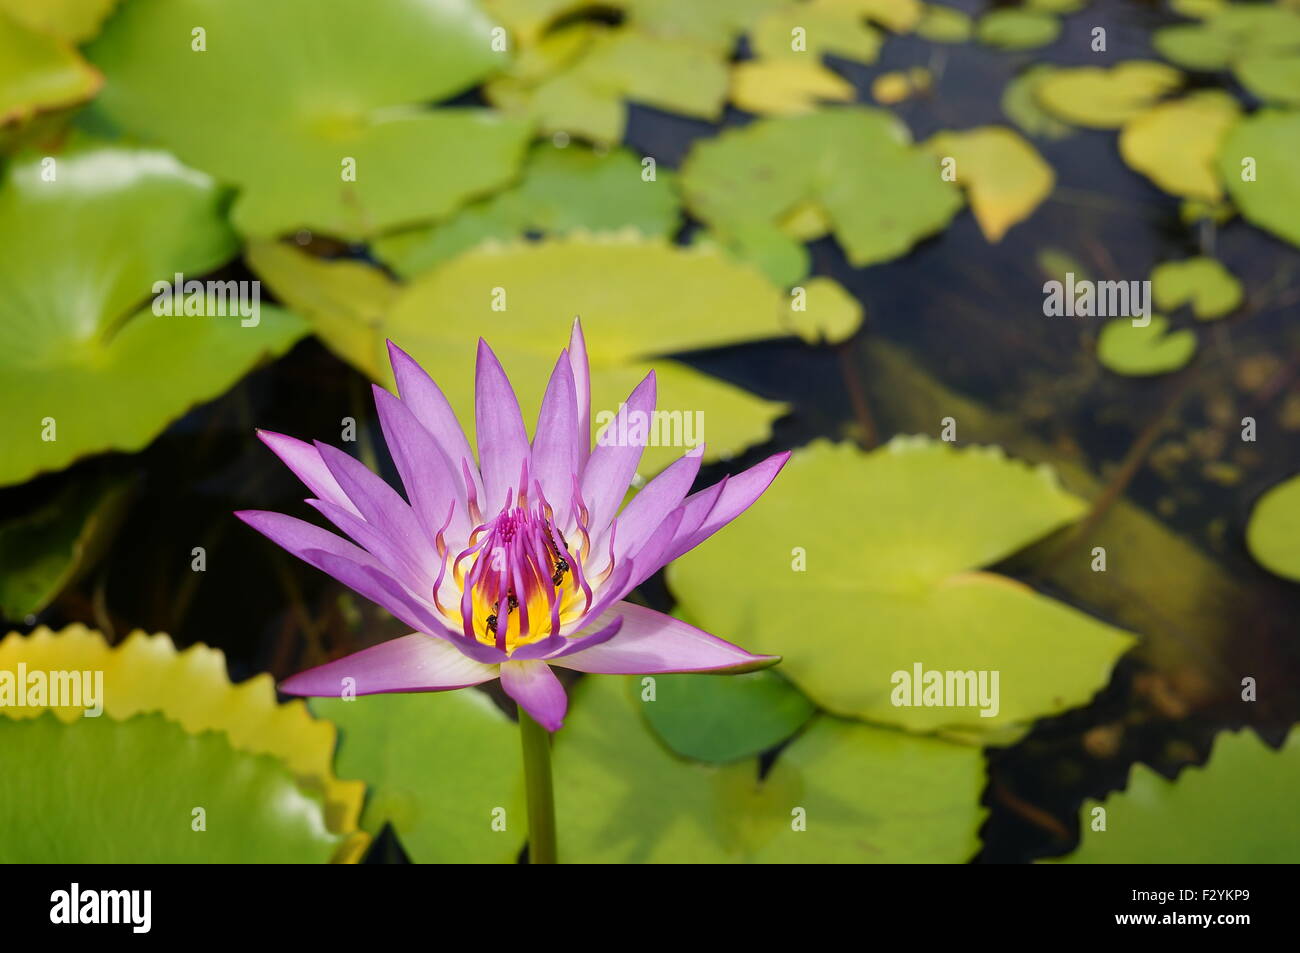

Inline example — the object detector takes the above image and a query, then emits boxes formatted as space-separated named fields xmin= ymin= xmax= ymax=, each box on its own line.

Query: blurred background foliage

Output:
xmin=1 ymin=0 xmax=1298 ymax=862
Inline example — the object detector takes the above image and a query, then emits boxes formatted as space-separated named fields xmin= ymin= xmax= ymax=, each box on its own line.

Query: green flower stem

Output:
xmin=519 ymin=708 xmax=557 ymax=864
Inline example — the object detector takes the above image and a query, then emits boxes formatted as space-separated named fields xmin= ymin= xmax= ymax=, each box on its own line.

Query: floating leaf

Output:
xmin=1034 ymin=61 xmax=1183 ymax=128
xmin=1001 ymin=65 xmax=1074 ymax=140
xmin=555 ymin=675 xmax=985 ymax=862
xmin=668 ymin=438 xmax=1134 ymax=739
xmin=871 ymin=67 xmax=932 ymax=104
xmin=312 ymin=690 xmax=524 ymax=863
xmin=1153 ymin=6 xmax=1300 ymax=70
xmin=0 ymin=141 xmax=307 ymax=488
xmin=373 ymin=144 xmax=680 ymax=277
xmin=87 ymin=0 xmax=530 ymax=239
xmin=0 ymin=0 xmax=118 ymax=42
xmin=0 ymin=713 xmax=347 ymax=862
xmin=1026 ymin=0 xmax=1085 ymax=12
xmin=731 ymin=59 xmax=856 ymax=116
xmin=251 ymin=234 xmax=837 ymax=473
xmin=1096 ymin=315 xmax=1197 ymax=376
xmin=750 ymin=3 xmax=884 ymax=63
xmin=0 ymin=475 xmax=131 ymax=621
xmin=924 ymin=126 xmax=1054 ymax=241
xmin=0 ymin=9 xmax=102 ymax=125
xmin=1245 ymin=474 xmax=1300 ymax=581
xmin=1054 ymin=728 xmax=1300 ymax=862
xmin=0 ymin=624 xmax=366 ymax=847
xmin=1119 ymin=90 xmax=1240 ymax=202
xmin=1217 ymin=108 xmax=1300 ymax=249
xmin=692 ymin=221 xmax=811 ymax=286
xmin=680 ymin=108 xmax=963 ymax=268
xmin=976 ymin=9 xmax=1061 ymax=50
xmin=1235 ymin=53 xmax=1300 ymax=106
xmin=915 ymin=4 xmax=974 ymax=43
xmin=641 ymin=669 xmax=816 ymax=762
xmin=1150 ymin=256 xmax=1242 ymax=320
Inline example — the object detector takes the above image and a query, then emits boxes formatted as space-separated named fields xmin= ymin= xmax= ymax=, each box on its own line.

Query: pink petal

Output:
xmin=579 ymin=371 xmax=655 ymax=538
xmin=387 ymin=340 xmax=483 ymax=502
xmin=499 ymin=659 xmax=568 ymax=731
xmin=280 ymin=633 xmax=499 ymax=697
xmin=531 ymin=351 xmax=581 ymax=526
xmin=553 ymin=601 xmax=779 ymax=675
xmin=664 ymin=451 xmax=791 ymax=563
xmin=257 ymin=431 xmax=361 ymax=517
xmin=568 ymin=318 xmax=591 ymax=466
xmin=597 ymin=444 xmax=703 ymax=570
xmin=475 ymin=339 xmax=531 ymax=514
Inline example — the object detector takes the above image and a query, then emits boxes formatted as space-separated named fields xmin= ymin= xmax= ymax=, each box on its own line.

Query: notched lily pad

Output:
xmin=1245 ymin=474 xmax=1300 ymax=581
xmin=1150 ymin=256 xmax=1242 ymax=320
xmin=1035 ymin=61 xmax=1183 ymax=128
xmin=1096 ymin=315 xmax=1197 ymax=376
xmin=1119 ymin=90 xmax=1240 ymax=202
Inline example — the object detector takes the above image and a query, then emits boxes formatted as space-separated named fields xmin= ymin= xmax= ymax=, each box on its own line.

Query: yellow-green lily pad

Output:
xmin=1153 ymin=5 xmax=1300 ymax=70
xmin=1150 ymin=256 xmax=1242 ymax=320
xmin=668 ymin=438 xmax=1135 ymax=739
xmin=750 ymin=2 xmax=885 ymax=63
xmin=1245 ymin=474 xmax=1300 ymax=581
xmin=1096 ymin=315 xmax=1197 ymax=376
xmin=1035 ymin=61 xmax=1183 ymax=128
xmin=1217 ymin=108 xmax=1300 ymax=249
xmin=1235 ymin=53 xmax=1300 ymax=106
xmin=924 ymin=126 xmax=1055 ymax=242
xmin=1119 ymin=90 xmax=1240 ymax=202
xmin=0 ymin=141 xmax=307 ymax=488
xmin=1002 ymin=65 xmax=1075 ymax=140
xmin=731 ymin=59 xmax=857 ymax=116
xmin=0 ymin=9 xmax=102 ymax=125
xmin=916 ymin=4 xmax=974 ymax=43
xmin=86 ymin=0 xmax=531 ymax=239
xmin=976 ymin=8 xmax=1061 ymax=50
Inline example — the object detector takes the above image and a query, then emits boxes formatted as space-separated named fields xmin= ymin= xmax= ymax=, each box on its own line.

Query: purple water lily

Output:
xmin=237 ymin=320 xmax=787 ymax=732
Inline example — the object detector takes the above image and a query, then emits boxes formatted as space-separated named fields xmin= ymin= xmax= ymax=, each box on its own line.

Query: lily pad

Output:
xmin=373 ymin=143 xmax=680 ymax=277
xmin=0 ymin=475 xmax=131 ymax=621
xmin=871 ymin=68 xmax=932 ymax=104
xmin=1150 ymin=256 xmax=1242 ymax=320
xmin=731 ymin=59 xmax=856 ymax=116
xmin=680 ymin=108 xmax=964 ymax=268
xmin=0 ymin=9 xmax=102 ymax=125
xmin=924 ymin=126 xmax=1055 ymax=242
xmin=0 ymin=0 xmax=119 ymax=42
xmin=1153 ymin=6 xmax=1300 ymax=71
xmin=312 ymin=690 xmax=525 ymax=863
xmin=1235 ymin=53 xmax=1300 ymax=106
xmin=0 ymin=713 xmax=344 ymax=862
xmin=640 ymin=669 xmax=816 ymax=762
xmin=1217 ymin=108 xmax=1300 ymax=249
xmin=0 ymin=141 xmax=307 ymax=488
xmin=1054 ymin=728 xmax=1300 ymax=862
xmin=1096 ymin=315 xmax=1197 ymax=376
xmin=86 ymin=0 xmax=531 ymax=239
xmin=750 ymin=3 xmax=884 ymax=63
xmin=1119 ymin=90 xmax=1240 ymax=202
xmin=1245 ymin=474 xmax=1300 ymax=581
xmin=1034 ymin=61 xmax=1183 ymax=128
xmin=554 ymin=674 xmax=986 ymax=862
xmin=0 ymin=624 xmax=366 ymax=845
xmin=668 ymin=438 xmax=1135 ymax=739
xmin=915 ymin=4 xmax=974 ymax=43
xmin=1001 ymin=65 xmax=1074 ymax=140
xmin=976 ymin=9 xmax=1061 ymax=51
xmin=251 ymin=233 xmax=852 ymax=473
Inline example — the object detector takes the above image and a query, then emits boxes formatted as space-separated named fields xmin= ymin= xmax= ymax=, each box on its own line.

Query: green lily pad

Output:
xmin=1119 ymin=90 xmax=1240 ymax=202
xmin=86 ymin=0 xmax=531 ymax=239
xmin=1245 ymin=474 xmax=1300 ymax=581
xmin=0 ymin=712 xmax=343 ymax=862
xmin=1035 ymin=61 xmax=1183 ymax=128
xmin=750 ymin=3 xmax=884 ymax=63
xmin=0 ymin=9 xmax=102 ymax=125
xmin=1153 ymin=6 xmax=1300 ymax=70
xmin=373 ymin=143 xmax=680 ymax=278
xmin=251 ymin=233 xmax=850 ymax=473
xmin=1235 ymin=53 xmax=1300 ymax=106
xmin=1002 ymin=66 xmax=1074 ymax=140
xmin=1096 ymin=315 xmax=1197 ymax=376
xmin=0 ymin=0 xmax=119 ymax=42
xmin=0 ymin=141 xmax=307 ymax=488
xmin=668 ymin=438 xmax=1135 ymax=739
xmin=691 ymin=220 xmax=812 ymax=286
xmin=1218 ymin=108 xmax=1300 ymax=249
xmin=680 ymin=108 xmax=963 ymax=268
xmin=924 ymin=126 xmax=1054 ymax=242
xmin=640 ymin=669 xmax=816 ymax=763
xmin=1026 ymin=0 xmax=1085 ymax=12
xmin=976 ymin=9 xmax=1061 ymax=51
xmin=0 ymin=475 xmax=131 ymax=621
xmin=916 ymin=4 xmax=974 ymax=43
xmin=1150 ymin=256 xmax=1242 ymax=320
xmin=555 ymin=675 xmax=986 ymax=862
xmin=1054 ymin=728 xmax=1300 ymax=862
xmin=313 ymin=690 xmax=525 ymax=864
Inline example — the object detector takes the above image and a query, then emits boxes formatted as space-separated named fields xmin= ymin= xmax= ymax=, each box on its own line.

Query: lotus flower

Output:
xmin=237 ymin=321 xmax=787 ymax=732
